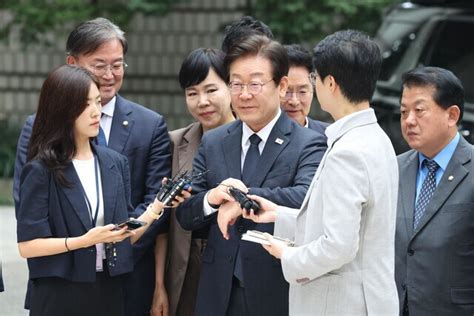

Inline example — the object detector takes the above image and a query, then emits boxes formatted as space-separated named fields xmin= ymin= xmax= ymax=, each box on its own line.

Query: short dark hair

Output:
xmin=313 ymin=29 xmax=381 ymax=103
xmin=178 ymin=48 xmax=226 ymax=89
xmin=28 ymin=65 xmax=99 ymax=186
xmin=66 ymin=17 xmax=128 ymax=57
xmin=285 ymin=44 xmax=313 ymax=73
xmin=402 ymin=66 xmax=464 ymax=121
xmin=221 ymin=16 xmax=273 ymax=53
xmin=224 ymin=35 xmax=288 ymax=85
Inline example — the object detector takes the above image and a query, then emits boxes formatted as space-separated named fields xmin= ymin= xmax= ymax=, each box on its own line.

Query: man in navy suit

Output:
xmin=176 ymin=35 xmax=327 ymax=316
xmin=282 ymin=44 xmax=329 ymax=137
xmin=13 ymin=18 xmax=171 ymax=315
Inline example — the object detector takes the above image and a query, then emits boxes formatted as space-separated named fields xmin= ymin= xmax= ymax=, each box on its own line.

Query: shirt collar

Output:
xmin=304 ymin=117 xmax=309 ymax=128
xmin=325 ymin=108 xmax=377 ymax=148
xmin=418 ymin=132 xmax=460 ymax=172
xmin=242 ymin=108 xmax=281 ymax=145
xmin=101 ymin=96 xmax=116 ymax=118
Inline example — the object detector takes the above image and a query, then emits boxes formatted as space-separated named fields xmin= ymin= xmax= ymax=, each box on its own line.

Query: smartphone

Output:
xmin=115 ymin=218 xmax=146 ymax=231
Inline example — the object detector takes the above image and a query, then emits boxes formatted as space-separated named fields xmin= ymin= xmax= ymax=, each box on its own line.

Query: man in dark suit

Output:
xmin=282 ymin=44 xmax=329 ymax=137
xmin=395 ymin=66 xmax=474 ymax=315
xmin=12 ymin=18 xmax=171 ymax=315
xmin=176 ymin=35 xmax=327 ymax=316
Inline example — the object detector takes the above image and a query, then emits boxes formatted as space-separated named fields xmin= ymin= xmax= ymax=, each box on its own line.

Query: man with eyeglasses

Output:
xmin=13 ymin=18 xmax=172 ymax=315
xmin=175 ymin=35 xmax=326 ymax=316
xmin=282 ymin=44 xmax=329 ymax=138
xmin=243 ymin=30 xmax=399 ymax=315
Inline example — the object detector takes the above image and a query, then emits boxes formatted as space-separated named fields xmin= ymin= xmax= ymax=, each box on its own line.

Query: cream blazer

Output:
xmin=275 ymin=109 xmax=399 ymax=315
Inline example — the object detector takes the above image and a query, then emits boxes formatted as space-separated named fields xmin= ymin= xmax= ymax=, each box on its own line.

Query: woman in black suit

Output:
xmin=16 ymin=65 xmax=183 ymax=316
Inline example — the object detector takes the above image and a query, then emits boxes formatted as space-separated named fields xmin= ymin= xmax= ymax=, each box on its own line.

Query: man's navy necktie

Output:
xmin=413 ymin=159 xmax=440 ymax=229
xmin=241 ymin=134 xmax=261 ymax=185
xmin=96 ymin=114 xmax=107 ymax=146
xmin=234 ymin=133 xmax=262 ymax=284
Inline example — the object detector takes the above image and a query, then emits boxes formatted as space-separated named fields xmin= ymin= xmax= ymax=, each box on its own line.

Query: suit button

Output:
xmin=402 ymin=283 xmax=406 ymax=290
xmin=237 ymin=226 xmax=245 ymax=233
xmin=228 ymin=256 xmax=233 ymax=263
xmin=407 ymin=248 xmax=415 ymax=256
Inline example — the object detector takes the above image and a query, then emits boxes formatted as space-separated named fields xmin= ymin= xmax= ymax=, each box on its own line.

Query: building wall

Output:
xmin=0 ymin=0 xmax=248 ymax=130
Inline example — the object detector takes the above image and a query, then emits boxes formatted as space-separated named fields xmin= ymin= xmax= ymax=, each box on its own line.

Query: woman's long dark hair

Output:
xmin=28 ymin=65 xmax=99 ymax=186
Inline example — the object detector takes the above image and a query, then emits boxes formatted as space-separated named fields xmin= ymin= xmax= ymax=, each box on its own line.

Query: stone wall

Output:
xmin=0 ymin=0 xmax=248 ymax=130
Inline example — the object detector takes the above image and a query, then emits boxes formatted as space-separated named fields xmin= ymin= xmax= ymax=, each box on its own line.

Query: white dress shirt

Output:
xmin=100 ymin=96 xmax=116 ymax=143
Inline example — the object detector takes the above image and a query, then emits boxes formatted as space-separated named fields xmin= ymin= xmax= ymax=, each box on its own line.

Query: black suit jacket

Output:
xmin=395 ymin=137 xmax=474 ymax=315
xmin=17 ymin=145 xmax=134 ymax=282
xmin=176 ymin=113 xmax=327 ymax=316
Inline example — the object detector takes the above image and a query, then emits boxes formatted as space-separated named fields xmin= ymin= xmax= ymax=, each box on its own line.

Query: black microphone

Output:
xmin=228 ymin=187 xmax=261 ymax=214
xmin=156 ymin=170 xmax=207 ymax=206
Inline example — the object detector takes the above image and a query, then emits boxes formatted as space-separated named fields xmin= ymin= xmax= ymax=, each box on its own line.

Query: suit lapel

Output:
xmin=298 ymin=148 xmax=330 ymax=216
xmin=251 ymin=114 xmax=291 ymax=187
xmin=177 ymin=123 xmax=202 ymax=175
xmin=297 ymin=111 xmax=377 ymax=218
xmin=95 ymin=147 xmax=120 ymax=225
xmin=223 ymin=122 xmax=243 ymax=179
xmin=412 ymin=139 xmax=471 ymax=236
xmin=400 ymin=151 xmax=418 ymax=236
xmin=174 ymin=124 xmax=202 ymax=241
xmin=177 ymin=143 xmax=191 ymax=176
xmin=61 ymin=163 xmax=93 ymax=231
xmin=297 ymin=129 xmax=338 ymax=218
xmin=108 ymin=95 xmax=134 ymax=154
xmin=61 ymin=148 xmax=121 ymax=229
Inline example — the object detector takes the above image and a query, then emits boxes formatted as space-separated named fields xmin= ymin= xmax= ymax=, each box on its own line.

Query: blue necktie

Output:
xmin=241 ymin=134 xmax=261 ymax=185
xmin=413 ymin=159 xmax=440 ymax=229
xmin=96 ymin=114 xmax=107 ymax=146
xmin=234 ymin=133 xmax=262 ymax=284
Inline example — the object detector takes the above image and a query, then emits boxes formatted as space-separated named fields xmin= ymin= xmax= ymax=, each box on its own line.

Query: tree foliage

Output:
xmin=0 ymin=0 xmax=177 ymax=45
xmin=0 ymin=0 xmax=400 ymax=46
xmin=250 ymin=0 xmax=399 ymax=45
xmin=0 ymin=0 xmax=401 ymax=44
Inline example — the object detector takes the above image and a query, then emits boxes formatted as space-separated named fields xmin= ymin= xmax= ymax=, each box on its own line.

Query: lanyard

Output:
xmin=79 ymin=154 xmax=100 ymax=227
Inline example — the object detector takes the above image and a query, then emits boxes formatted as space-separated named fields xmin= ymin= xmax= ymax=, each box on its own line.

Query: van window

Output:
xmin=376 ymin=21 xmax=420 ymax=81
xmin=420 ymin=18 xmax=474 ymax=103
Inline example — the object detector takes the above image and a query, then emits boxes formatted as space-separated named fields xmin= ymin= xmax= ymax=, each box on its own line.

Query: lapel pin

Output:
xmin=448 ymin=175 xmax=454 ymax=181
xmin=275 ymin=138 xmax=284 ymax=145
xmin=123 ymin=120 xmax=129 ymax=127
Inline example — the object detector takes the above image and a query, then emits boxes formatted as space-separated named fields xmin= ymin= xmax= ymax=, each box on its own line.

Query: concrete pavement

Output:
xmin=0 ymin=206 xmax=28 ymax=316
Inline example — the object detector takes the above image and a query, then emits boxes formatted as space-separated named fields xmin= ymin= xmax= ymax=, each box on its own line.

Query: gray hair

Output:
xmin=66 ymin=17 xmax=128 ymax=57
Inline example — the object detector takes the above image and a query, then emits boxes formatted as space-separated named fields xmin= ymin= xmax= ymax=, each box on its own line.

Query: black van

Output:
xmin=372 ymin=0 xmax=474 ymax=153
